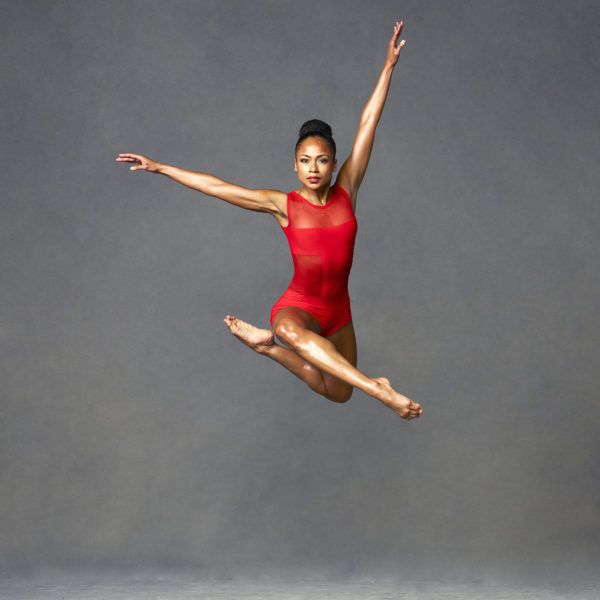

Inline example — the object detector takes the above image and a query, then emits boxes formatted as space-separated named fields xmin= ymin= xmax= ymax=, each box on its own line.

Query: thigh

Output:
xmin=322 ymin=320 xmax=357 ymax=397
xmin=326 ymin=320 xmax=357 ymax=365
xmin=272 ymin=305 xmax=322 ymax=337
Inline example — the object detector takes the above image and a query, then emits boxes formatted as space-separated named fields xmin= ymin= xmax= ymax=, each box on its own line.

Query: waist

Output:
xmin=278 ymin=285 xmax=351 ymax=306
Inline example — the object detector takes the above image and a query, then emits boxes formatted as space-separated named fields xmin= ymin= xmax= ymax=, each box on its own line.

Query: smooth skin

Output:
xmin=116 ymin=21 xmax=422 ymax=420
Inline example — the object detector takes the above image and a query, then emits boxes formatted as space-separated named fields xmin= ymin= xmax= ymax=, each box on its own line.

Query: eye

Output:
xmin=300 ymin=158 xmax=308 ymax=163
xmin=319 ymin=158 xmax=328 ymax=164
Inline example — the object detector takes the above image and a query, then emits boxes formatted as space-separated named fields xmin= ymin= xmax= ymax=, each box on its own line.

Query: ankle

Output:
xmin=253 ymin=339 xmax=275 ymax=355
xmin=371 ymin=378 xmax=389 ymax=401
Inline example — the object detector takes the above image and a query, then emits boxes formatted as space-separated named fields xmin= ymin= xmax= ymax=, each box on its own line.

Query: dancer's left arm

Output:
xmin=336 ymin=21 xmax=405 ymax=209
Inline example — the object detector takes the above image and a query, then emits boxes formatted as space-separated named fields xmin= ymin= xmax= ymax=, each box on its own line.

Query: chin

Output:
xmin=308 ymin=179 xmax=330 ymax=188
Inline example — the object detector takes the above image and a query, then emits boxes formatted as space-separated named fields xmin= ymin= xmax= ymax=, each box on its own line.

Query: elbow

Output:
xmin=204 ymin=178 xmax=223 ymax=197
xmin=359 ymin=112 xmax=378 ymax=130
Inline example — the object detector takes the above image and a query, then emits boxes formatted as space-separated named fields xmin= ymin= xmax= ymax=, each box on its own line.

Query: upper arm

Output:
xmin=205 ymin=180 xmax=287 ymax=218
xmin=335 ymin=117 xmax=378 ymax=205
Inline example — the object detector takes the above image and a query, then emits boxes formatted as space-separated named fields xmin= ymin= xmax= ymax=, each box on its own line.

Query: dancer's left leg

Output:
xmin=272 ymin=308 xmax=422 ymax=419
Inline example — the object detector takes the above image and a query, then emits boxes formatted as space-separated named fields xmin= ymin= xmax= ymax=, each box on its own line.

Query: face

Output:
xmin=294 ymin=136 xmax=337 ymax=190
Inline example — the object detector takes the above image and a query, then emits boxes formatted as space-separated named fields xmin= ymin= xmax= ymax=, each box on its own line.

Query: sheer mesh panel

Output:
xmin=290 ymin=254 xmax=323 ymax=296
xmin=288 ymin=185 xmax=354 ymax=229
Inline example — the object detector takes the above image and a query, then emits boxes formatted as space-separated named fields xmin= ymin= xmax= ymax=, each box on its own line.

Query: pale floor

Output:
xmin=0 ymin=570 xmax=598 ymax=600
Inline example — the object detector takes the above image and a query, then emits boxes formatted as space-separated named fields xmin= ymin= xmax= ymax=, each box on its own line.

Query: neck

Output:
xmin=297 ymin=185 xmax=332 ymax=206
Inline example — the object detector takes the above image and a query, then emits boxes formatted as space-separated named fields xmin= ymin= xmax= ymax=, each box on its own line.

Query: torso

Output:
xmin=269 ymin=183 xmax=358 ymax=336
xmin=280 ymin=184 xmax=357 ymax=300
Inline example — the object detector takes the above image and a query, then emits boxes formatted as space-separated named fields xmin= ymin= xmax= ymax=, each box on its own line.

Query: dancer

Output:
xmin=117 ymin=21 xmax=422 ymax=420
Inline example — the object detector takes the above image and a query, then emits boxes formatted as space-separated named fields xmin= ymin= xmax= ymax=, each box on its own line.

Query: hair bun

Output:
xmin=299 ymin=119 xmax=333 ymax=139
xmin=296 ymin=118 xmax=336 ymax=156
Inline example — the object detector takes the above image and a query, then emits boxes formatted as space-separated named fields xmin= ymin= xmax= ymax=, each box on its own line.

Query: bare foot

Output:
xmin=224 ymin=315 xmax=274 ymax=354
xmin=374 ymin=377 xmax=423 ymax=420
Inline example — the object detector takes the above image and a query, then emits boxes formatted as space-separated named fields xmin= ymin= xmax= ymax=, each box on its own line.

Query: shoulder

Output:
xmin=263 ymin=189 xmax=288 ymax=206
xmin=249 ymin=188 xmax=287 ymax=214
xmin=266 ymin=189 xmax=290 ymax=227
xmin=333 ymin=180 xmax=356 ymax=213
xmin=333 ymin=182 xmax=350 ymax=200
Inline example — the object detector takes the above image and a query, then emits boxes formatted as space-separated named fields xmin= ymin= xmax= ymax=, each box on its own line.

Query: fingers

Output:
xmin=116 ymin=153 xmax=147 ymax=171
xmin=392 ymin=20 xmax=403 ymax=40
xmin=394 ymin=19 xmax=405 ymax=52
xmin=388 ymin=20 xmax=406 ymax=60
xmin=115 ymin=153 xmax=142 ymax=162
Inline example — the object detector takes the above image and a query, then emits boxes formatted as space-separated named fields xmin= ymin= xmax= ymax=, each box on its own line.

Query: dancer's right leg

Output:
xmin=224 ymin=314 xmax=329 ymax=398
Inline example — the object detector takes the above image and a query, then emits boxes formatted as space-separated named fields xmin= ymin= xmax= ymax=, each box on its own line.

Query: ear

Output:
xmin=333 ymin=158 xmax=338 ymax=172
xmin=294 ymin=158 xmax=298 ymax=172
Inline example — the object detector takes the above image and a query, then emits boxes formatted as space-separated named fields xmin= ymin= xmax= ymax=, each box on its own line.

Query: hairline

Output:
xmin=295 ymin=135 xmax=336 ymax=157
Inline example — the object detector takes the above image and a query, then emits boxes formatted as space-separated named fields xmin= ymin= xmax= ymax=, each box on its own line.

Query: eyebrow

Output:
xmin=299 ymin=153 xmax=330 ymax=158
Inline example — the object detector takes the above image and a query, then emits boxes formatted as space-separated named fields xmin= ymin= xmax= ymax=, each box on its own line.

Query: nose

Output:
xmin=309 ymin=161 xmax=319 ymax=172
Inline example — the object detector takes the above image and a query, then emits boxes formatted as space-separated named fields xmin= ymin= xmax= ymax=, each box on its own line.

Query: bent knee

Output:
xmin=326 ymin=386 xmax=353 ymax=403
xmin=274 ymin=318 xmax=304 ymax=346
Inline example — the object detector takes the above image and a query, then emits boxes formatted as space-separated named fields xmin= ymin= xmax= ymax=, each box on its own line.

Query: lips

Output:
xmin=308 ymin=177 xmax=320 ymax=183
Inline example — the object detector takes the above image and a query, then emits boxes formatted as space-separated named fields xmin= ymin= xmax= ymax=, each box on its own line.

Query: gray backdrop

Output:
xmin=2 ymin=0 xmax=598 ymax=585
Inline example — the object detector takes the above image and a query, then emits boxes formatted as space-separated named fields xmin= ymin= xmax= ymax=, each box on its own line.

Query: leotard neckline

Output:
xmin=291 ymin=184 xmax=340 ymax=209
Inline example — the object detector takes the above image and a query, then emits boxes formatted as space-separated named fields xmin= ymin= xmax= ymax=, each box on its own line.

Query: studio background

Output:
xmin=2 ymin=0 xmax=598 ymax=585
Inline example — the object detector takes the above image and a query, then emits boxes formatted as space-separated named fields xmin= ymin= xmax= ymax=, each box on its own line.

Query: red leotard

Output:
xmin=270 ymin=183 xmax=358 ymax=337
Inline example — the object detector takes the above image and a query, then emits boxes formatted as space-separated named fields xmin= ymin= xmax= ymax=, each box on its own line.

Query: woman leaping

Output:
xmin=116 ymin=21 xmax=423 ymax=420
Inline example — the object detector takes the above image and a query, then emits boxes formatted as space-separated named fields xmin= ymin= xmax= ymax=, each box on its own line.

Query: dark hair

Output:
xmin=295 ymin=119 xmax=336 ymax=157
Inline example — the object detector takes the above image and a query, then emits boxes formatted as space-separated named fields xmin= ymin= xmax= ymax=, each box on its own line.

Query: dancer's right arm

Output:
xmin=115 ymin=153 xmax=286 ymax=215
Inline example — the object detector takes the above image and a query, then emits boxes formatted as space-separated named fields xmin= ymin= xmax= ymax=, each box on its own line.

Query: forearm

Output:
xmin=116 ymin=153 xmax=275 ymax=211
xmin=157 ymin=163 xmax=225 ymax=196
xmin=360 ymin=61 xmax=395 ymax=127
xmin=153 ymin=162 xmax=280 ymax=212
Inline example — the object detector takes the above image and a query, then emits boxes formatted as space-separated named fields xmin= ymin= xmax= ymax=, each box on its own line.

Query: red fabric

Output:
xmin=270 ymin=184 xmax=358 ymax=336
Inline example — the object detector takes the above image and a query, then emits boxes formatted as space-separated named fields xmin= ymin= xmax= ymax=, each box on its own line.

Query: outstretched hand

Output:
xmin=115 ymin=153 xmax=160 ymax=172
xmin=386 ymin=20 xmax=406 ymax=66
